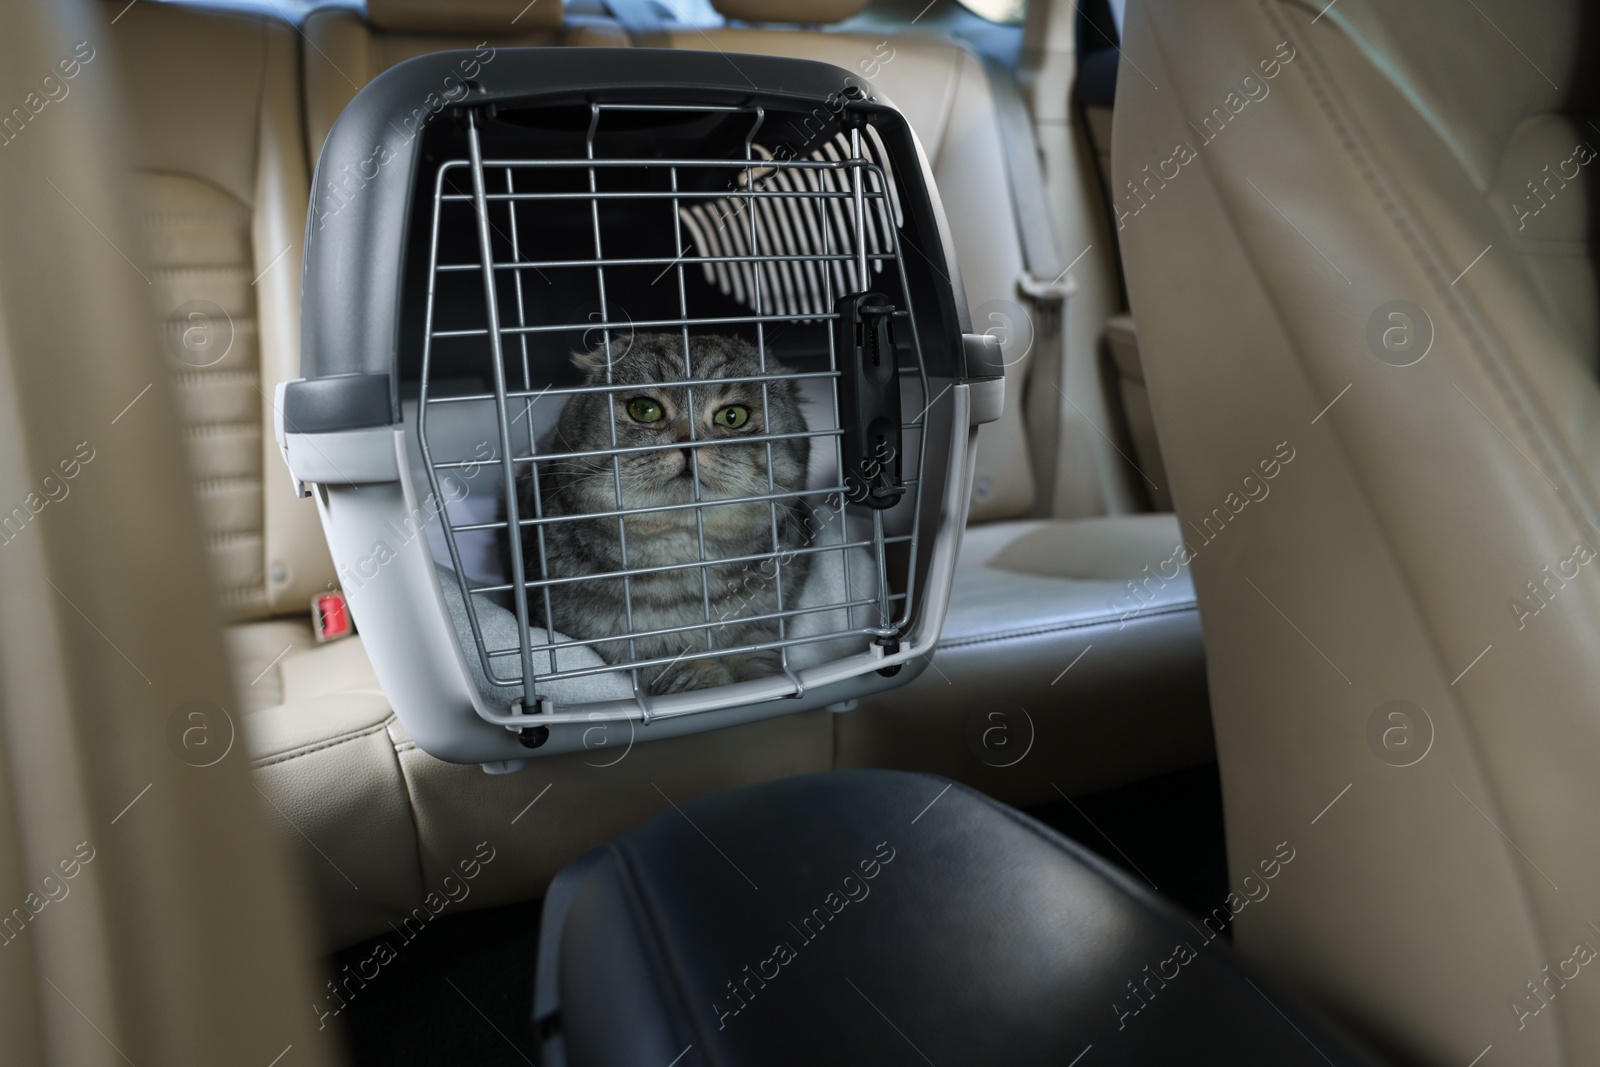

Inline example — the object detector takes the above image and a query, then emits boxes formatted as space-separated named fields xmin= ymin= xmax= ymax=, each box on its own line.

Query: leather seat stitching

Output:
xmin=193 ymin=476 xmax=264 ymax=492
xmin=1268 ymin=0 xmax=1595 ymax=806
xmin=205 ymin=531 xmax=264 ymax=545
xmin=146 ymin=265 xmax=252 ymax=275
xmin=1268 ymin=0 xmax=1600 ymax=531
xmin=250 ymin=719 xmax=391 ymax=767
xmin=936 ymin=601 xmax=1196 ymax=649
xmin=1149 ymin=8 xmax=1573 ymax=1046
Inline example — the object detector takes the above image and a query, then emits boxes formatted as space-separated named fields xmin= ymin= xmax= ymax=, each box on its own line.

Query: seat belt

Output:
xmin=602 ymin=0 xmax=673 ymax=47
xmin=983 ymin=57 xmax=1076 ymax=328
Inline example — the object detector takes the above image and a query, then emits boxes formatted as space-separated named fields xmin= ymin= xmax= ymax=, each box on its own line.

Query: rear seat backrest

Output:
xmin=302 ymin=0 xmax=628 ymax=158
xmin=107 ymin=1 xmax=335 ymax=620
xmin=660 ymin=0 xmax=1038 ymax=522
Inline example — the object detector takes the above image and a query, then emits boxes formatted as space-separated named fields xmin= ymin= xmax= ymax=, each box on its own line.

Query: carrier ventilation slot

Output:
xmin=680 ymin=128 xmax=905 ymax=320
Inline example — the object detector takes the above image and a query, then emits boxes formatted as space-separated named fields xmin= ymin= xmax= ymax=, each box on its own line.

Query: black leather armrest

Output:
xmin=536 ymin=769 xmax=1386 ymax=1067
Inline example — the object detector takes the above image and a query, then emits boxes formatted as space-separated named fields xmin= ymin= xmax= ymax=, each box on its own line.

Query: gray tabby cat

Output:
xmin=513 ymin=332 xmax=812 ymax=695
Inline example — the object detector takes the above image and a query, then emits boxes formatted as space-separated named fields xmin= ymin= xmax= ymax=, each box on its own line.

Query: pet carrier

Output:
xmin=276 ymin=49 xmax=1003 ymax=768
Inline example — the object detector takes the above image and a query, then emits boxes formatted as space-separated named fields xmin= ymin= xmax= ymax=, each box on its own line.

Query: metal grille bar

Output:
xmin=436 ymin=253 xmax=895 ymax=272
xmin=489 ymin=593 xmax=907 ymax=661
xmin=447 ymin=479 xmax=922 ymax=531
xmin=415 ymin=99 xmax=932 ymax=715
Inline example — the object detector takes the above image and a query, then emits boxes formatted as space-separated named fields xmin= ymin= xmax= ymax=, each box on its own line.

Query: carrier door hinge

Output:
xmin=961 ymin=332 xmax=1005 ymax=427
xmin=512 ymin=697 xmax=552 ymax=750
xmin=274 ymin=377 xmax=400 ymax=490
xmin=835 ymin=291 xmax=906 ymax=510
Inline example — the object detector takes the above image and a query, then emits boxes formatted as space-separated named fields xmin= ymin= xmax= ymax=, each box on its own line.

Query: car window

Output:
xmin=651 ymin=0 xmax=723 ymax=24
xmin=955 ymin=0 xmax=1025 ymax=25
xmin=147 ymin=0 xmax=321 ymax=16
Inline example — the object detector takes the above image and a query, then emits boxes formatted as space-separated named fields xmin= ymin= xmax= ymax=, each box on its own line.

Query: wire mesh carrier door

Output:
xmin=277 ymin=49 xmax=1002 ymax=767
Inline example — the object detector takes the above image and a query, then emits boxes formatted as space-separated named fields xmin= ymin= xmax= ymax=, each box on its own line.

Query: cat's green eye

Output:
xmin=713 ymin=404 xmax=750 ymax=429
xmin=626 ymin=397 xmax=664 ymax=423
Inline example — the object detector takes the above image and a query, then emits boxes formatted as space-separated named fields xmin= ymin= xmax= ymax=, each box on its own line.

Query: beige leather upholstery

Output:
xmin=1105 ymin=314 xmax=1172 ymax=511
xmin=839 ymin=515 xmax=1213 ymax=804
xmin=0 ymin=0 xmax=335 ymax=1059
xmin=225 ymin=618 xmax=381 ymax=714
xmin=1116 ymin=1 xmax=1600 ymax=1063
xmin=111 ymin=1 xmax=336 ymax=621
xmin=251 ymin=696 xmax=832 ymax=947
xmin=302 ymin=4 xmax=627 ymax=161
xmin=104 ymin=2 xmax=446 ymax=947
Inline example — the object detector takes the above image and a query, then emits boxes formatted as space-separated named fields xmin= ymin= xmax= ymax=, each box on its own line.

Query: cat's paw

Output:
xmin=730 ymin=650 xmax=783 ymax=682
xmin=650 ymin=657 xmax=736 ymax=695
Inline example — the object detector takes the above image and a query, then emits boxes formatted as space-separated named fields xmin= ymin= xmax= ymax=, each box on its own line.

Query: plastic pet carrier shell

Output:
xmin=276 ymin=49 xmax=1002 ymax=768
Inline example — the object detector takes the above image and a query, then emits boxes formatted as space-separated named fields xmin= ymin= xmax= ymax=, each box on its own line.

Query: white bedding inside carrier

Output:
xmin=401 ymin=381 xmax=877 ymax=707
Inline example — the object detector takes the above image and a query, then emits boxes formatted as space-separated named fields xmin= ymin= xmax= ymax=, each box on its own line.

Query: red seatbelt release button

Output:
xmin=313 ymin=591 xmax=354 ymax=643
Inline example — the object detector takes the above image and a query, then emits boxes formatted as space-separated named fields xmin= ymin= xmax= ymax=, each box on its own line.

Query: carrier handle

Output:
xmin=835 ymin=291 xmax=905 ymax=510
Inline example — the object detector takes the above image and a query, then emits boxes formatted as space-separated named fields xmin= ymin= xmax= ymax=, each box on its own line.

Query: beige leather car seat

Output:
xmin=103 ymin=2 xmax=343 ymax=709
xmin=1115 ymin=0 xmax=1600 ymax=1063
xmin=96 ymin=0 xmax=407 ymax=942
xmin=0 ymin=0 xmax=337 ymax=1061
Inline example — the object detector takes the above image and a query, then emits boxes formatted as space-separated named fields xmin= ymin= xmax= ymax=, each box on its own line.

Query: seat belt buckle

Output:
xmin=1018 ymin=272 xmax=1074 ymax=303
xmin=1017 ymin=271 xmax=1075 ymax=332
xmin=312 ymin=590 xmax=355 ymax=643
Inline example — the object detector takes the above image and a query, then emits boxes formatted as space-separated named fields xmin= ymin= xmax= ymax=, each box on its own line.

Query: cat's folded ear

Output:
xmin=571 ymin=331 xmax=636 ymax=376
xmin=570 ymin=346 xmax=611 ymax=375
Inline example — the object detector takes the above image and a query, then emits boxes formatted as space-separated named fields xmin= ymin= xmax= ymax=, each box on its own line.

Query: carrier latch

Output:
xmin=835 ymin=292 xmax=905 ymax=510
